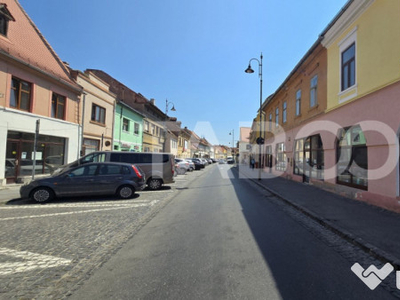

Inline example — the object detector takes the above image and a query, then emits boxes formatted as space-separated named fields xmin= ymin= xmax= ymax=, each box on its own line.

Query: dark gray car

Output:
xmin=20 ymin=162 xmax=146 ymax=203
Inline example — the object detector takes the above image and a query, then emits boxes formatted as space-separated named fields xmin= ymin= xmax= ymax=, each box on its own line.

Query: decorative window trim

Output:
xmin=338 ymin=26 xmax=358 ymax=100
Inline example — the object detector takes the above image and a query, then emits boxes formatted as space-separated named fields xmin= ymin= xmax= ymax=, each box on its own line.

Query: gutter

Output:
xmin=0 ymin=49 xmax=82 ymax=94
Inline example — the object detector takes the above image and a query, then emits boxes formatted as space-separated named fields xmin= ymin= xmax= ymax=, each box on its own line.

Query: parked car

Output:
xmin=187 ymin=158 xmax=205 ymax=170
xmin=5 ymin=158 xmax=51 ymax=177
xmin=227 ymin=158 xmax=235 ymax=164
xmin=183 ymin=159 xmax=195 ymax=171
xmin=175 ymin=159 xmax=189 ymax=175
xmin=53 ymin=151 xmax=175 ymax=190
xmin=20 ymin=162 xmax=146 ymax=203
xmin=218 ymin=159 xmax=226 ymax=164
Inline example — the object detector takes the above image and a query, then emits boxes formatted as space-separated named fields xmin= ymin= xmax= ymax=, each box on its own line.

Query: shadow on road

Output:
xmin=227 ymin=165 xmax=387 ymax=300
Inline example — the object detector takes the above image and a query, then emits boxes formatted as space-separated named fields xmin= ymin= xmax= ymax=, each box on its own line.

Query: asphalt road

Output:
xmin=69 ymin=164 xmax=397 ymax=300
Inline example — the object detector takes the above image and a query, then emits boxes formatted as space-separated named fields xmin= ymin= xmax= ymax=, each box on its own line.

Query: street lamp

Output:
xmin=245 ymin=53 xmax=263 ymax=180
xmin=229 ymin=129 xmax=234 ymax=161
xmin=165 ymin=99 xmax=176 ymax=115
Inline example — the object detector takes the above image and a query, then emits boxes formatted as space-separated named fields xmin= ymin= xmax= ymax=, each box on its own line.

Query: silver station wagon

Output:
xmin=20 ymin=162 xmax=146 ymax=203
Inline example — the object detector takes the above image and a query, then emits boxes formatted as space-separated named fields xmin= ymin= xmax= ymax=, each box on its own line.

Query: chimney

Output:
xmin=150 ymin=98 xmax=155 ymax=105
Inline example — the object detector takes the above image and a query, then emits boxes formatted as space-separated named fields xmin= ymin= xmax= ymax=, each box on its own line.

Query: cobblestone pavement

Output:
xmin=0 ymin=166 xmax=214 ymax=299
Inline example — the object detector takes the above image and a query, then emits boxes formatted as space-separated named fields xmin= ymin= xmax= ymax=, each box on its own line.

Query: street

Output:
xmin=0 ymin=164 xmax=398 ymax=299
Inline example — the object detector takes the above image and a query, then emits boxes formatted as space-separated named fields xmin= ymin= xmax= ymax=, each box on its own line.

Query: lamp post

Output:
xmin=245 ymin=53 xmax=263 ymax=180
xmin=165 ymin=99 xmax=176 ymax=116
xmin=229 ymin=129 xmax=234 ymax=161
xmin=164 ymin=99 xmax=176 ymax=152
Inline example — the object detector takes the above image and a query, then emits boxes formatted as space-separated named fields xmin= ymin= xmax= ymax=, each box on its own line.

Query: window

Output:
xmin=269 ymin=113 xmax=272 ymax=131
xmin=341 ymin=43 xmax=355 ymax=91
xmin=122 ymin=118 xmax=129 ymax=132
xmin=0 ymin=4 xmax=15 ymax=37
xmin=265 ymin=145 xmax=273 ymax=168
xmin=51 ymin=93 xmax=65 ymax=119
xmin=275 ymin=143 xmax=286 ymax=171
xmin=151 ymin=124 xmax=155 ymax=135
xmin=294 ymin=139 xmax=304 ymax=175
xmin=282 ymin=101 xmax=287 ymax=123
xmin=310 ymin=75 xmax=318 ymax=107
xmin=134 ymin=122 xmax=140 ymax=135
xmin=82 ymin=138 xmax=99 ymax=156
xmin=307 ymin=135 xmax=324 ymax=180
xmin=144 ymin=121 xmax=149 ymax=132
xmin=69 ymin=165 xmax=98 ymax=177
xmin=295 ymin=90 xmax=301 ymax=116
xmin=91 ymin=104 xmax=105 ymax=124
xmin=275 ymin=108 xmax=279 ymax=127
xmin=10 ymin=77 xmax=31 ymax=111
xmin=337 ymin=125 xmax=367 ymax=189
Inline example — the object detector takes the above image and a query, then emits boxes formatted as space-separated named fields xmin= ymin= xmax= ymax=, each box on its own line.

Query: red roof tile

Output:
xmin=0 ymin=0 xmax=79 ymax=90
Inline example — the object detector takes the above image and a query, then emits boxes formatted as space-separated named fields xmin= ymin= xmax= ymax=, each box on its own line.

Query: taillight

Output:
xmin=171 ymin=159 xmax=174 ymax=175
xmin=131 ymin=165 xmax=142 ymax=179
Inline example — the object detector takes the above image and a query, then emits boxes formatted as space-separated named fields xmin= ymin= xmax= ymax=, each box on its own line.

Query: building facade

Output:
xmin=0 ymin=0 xmax=82 ymax=184
xmin=70 ymin=69 xmax=115 ymax=155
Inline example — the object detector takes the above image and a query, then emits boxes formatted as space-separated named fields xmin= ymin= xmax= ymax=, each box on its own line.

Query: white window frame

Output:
xmin=338 ymin=26 xmax=358 ymax=103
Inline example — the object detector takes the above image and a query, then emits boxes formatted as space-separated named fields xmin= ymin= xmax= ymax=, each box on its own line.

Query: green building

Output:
xmin=114 ymin=100 xmax=145 ymax=152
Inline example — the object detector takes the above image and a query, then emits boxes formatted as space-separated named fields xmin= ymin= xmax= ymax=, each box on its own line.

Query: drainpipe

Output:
xmin=80 ymin=92 xmax=87 ymax=157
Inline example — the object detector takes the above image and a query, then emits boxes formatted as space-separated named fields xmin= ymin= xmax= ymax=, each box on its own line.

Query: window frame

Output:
xmin=295 ymin=89 xmax=301 ymax=116
xmin=341 ymin=43 xmax=356 ymax=91
xmin=122 ymin=118 xmax=130 ymax=132
xmin=91 ymin=104 xmax=106 ymax=124
xmin=134 ymin=122 xmax=140 ymax=135
xmin=310 ymin=75 xmax=318 ymax=108
xmin=51 ymin=92 xmax=66 ymax=120
xmin=282 ymin=101 xmax=287 ymax=124
xmin=336 ymin=125 xmax=368 ymax=190
xmin=10 ymin=77 xmax=32 ymax=111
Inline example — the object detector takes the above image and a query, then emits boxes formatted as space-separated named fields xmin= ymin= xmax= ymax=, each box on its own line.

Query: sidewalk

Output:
xmin=237 ymin=164 xmax=400 ymax=267
xmin=0 ymin=184 xmax=22 ymax=204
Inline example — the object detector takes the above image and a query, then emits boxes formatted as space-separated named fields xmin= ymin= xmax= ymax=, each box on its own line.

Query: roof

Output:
xmin=0 ymin=1 xmax=80 ymax=92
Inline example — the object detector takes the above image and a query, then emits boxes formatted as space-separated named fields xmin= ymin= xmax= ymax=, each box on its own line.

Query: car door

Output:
xmin=56 ymin=164 xmax=99 ymax=197
xmin=95 ymin=164 xmax=124 ymax=194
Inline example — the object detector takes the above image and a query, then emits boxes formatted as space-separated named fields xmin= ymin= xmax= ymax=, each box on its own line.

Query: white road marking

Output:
xmin=0 ymin=200 xmax=159 ymax=221
xmin=0 ymin=200 xmax=157 ymax=210
xmin=0 ymin=248 xmax=71 ymax=276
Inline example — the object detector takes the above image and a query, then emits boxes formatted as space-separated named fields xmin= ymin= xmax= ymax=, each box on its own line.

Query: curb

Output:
xmin=237 ymin=166 xmax=400 ymax=269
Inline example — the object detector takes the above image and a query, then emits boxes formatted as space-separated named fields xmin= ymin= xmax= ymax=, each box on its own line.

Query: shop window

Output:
xmin=10 ymin=77 xmax=32 ymax=111
xmin=294 ymin=139 xmax=304 ymax=175
xmin=265 ymin=145 xmax=273 ymax=168
xmin=337 ymin=125 xmax=367 ymax=189
xmin=275 ymin=143 xmax=286 ymax=171
xmin=51 ymin=93 xmax=65 ymax=120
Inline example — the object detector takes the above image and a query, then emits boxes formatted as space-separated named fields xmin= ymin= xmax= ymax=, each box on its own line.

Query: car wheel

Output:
xmin=147 ymin=178 xmax=162 ymax=190
xmin=117 ymin=185 xmax=135 ymax=199
xmin=31 ymin=187 xmax=54 ymax=203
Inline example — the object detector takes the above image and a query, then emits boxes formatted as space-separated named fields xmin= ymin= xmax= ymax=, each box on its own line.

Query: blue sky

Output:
xmin=19 ymin=0 xmax=348 ymax=146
